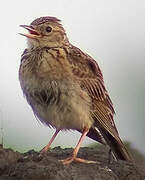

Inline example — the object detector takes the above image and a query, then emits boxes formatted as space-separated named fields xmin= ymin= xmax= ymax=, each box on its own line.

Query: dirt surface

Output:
xmin=0 ymin=144 xmax=145 ymax=180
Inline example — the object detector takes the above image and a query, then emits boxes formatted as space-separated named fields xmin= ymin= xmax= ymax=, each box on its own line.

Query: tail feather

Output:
xmin=90 ymin=126 xmax=132 ymax=161
xmin=101 ymin=129 xmax=132 ymax=161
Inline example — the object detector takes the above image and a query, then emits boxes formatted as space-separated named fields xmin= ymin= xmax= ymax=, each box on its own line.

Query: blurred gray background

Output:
xmin=0 ymin=0 xmax=145 ymax=154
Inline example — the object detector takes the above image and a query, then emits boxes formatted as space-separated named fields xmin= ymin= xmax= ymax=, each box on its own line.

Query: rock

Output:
xmin=0 ymin=145 xmax=144 ymax=180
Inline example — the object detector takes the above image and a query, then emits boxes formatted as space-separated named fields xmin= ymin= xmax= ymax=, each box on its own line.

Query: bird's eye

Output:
xmin=46 ymin=26 xmax=52 ymax=33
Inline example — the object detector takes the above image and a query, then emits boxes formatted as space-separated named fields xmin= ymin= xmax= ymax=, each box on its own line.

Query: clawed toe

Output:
xmin=59 ymin=156 xmax=97 ymax=165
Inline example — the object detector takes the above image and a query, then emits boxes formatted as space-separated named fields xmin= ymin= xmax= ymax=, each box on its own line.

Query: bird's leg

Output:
xmin=41 ymin=129 xmax=60 ymax=153
xmin=60 ymin=128 xmax=96 ymax=165
xmin=108 ymin=148 xmax=112 ymax=164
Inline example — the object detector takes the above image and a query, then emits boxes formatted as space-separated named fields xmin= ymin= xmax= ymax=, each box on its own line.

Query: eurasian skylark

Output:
xmin=19 ymin=16 xmax=132 ymax=164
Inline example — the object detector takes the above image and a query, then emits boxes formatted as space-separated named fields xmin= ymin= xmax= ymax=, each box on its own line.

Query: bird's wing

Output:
xmin=66 ymin=45 xmax=132 ymax=161
xmin=67 ymin=45 xmax=119 ymax=138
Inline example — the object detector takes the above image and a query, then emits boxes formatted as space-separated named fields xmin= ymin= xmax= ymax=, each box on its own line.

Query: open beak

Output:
xmin=19 ymin=25 xmax=41 ymax=39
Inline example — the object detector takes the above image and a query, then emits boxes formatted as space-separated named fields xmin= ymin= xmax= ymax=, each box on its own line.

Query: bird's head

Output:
xmin=20 ymin=16 xmax=69 ymax=48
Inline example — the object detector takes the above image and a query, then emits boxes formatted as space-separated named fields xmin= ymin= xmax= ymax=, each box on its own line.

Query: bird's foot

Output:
xmin=59 ymin=156 xmax=96 ymax=165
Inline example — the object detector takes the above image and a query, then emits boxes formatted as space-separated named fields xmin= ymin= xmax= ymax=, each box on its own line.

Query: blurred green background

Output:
xmin=0 ymin=0 xmax=145 ymax=156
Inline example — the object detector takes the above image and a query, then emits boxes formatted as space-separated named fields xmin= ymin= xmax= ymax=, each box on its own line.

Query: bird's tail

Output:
xmin=94 ymin=126 xmax=132 ymax=161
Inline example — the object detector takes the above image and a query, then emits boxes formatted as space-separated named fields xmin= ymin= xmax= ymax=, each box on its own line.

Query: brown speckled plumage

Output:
xmin=30 ymin=16 xmax=61 ymax=26
xmin=19 ymin=16 xmax=132 ymax=164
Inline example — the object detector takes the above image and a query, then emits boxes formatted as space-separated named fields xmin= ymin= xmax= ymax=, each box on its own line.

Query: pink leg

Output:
xmin=41 ymin=129 xmax=60 ymax=153
xmin=60 ymin=128 xmax=96 ymax=164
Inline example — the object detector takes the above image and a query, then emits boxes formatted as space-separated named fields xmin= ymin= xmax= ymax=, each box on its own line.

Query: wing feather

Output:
xmin=67 ymin=45 xmax=118 ymax=136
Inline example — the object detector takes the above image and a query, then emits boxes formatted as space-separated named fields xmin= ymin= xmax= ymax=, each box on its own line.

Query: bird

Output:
xmin=19 ymin=16 xmax=132 ymax=164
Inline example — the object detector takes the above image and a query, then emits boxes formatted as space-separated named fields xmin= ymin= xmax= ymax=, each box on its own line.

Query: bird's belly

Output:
xmin=24 ymin=79 xmax=94 ymax=130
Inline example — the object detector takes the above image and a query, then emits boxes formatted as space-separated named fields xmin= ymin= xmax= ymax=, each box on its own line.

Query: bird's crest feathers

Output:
xmin=30 ymin=16 xmax=61 ymax=26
